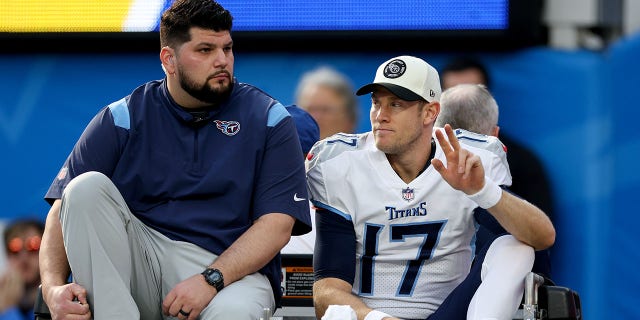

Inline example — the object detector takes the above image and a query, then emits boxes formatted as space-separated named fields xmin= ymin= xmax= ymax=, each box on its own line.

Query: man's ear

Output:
xmin=492 ymin=125 xmax=500 ymax=137
xmin=425 ymin=101 xmax=440 ymax=124
xmin=160 ymin=46 xmax=175 ymax=74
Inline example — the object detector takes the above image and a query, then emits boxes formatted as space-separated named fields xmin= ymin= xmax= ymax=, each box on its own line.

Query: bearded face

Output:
xmin=178 ymin=68 xmax=233 ymax=104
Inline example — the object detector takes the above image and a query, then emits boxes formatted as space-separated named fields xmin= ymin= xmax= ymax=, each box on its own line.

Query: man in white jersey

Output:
xmin=437 ymin=83 xmax=552 ymax=279
xmin=307 ymin=56 xmax=555 ymax=320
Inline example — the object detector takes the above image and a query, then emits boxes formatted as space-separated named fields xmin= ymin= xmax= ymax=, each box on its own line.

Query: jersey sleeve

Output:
xmin=252 ymin=103 xmax=312 ymax=236
xmin=454 ymin=128 xmax=512 ymax=186
xmin=305 ymin=133 xmax=367 ymax=218
xmin=44 ymin=102 xmax=128 ymax=203
xmin=485 ymin=152 xmax=512 ymax=187
xmin=306 ymin=134 xmax=365 ymax=284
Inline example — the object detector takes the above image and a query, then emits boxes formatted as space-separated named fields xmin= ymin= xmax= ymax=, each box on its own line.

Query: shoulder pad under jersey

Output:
xmin=454 ymin=128 xmax=512 ymax=185
xmin=454 ymin=128 xmax=507 ymax=159
xmin=306 ymin=132 xmax=369 ymax=169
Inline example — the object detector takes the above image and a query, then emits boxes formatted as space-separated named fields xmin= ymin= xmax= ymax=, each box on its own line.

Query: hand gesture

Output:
xmin=45 ymin=283 xmax=91 ymax=320
xmin=431 ymin=124 xmax=485 ymax=195
xmin=162 ymin=273 xmax=217 ymax=320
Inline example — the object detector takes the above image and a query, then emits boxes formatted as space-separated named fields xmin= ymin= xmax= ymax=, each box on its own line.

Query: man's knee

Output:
xmin=60 ymin=171 xmax=120 ymax=225
xmin=491 ymin=235 xmax=534 ymax=260
xmin=482 ymin=235 xmax=534 ymax=279
xmin=63 ymin=171 xmax=112 ymax=202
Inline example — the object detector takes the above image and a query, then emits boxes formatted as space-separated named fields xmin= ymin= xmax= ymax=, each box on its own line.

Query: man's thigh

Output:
xmin=156 ymin=236 xmax=275 ymax=320
xmin=200 ymin=272 xmax=274 ymax=320
xmin=427 ymin=234 xmax=497 ymax=320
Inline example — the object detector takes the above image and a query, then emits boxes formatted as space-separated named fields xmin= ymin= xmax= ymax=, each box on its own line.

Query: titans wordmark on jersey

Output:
xmin=306 ymin=129 xmax=512 ymax=319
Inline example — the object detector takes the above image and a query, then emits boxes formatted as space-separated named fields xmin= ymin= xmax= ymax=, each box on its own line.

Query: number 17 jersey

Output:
xmin=306 ymin=129 xmax=511 ymax=319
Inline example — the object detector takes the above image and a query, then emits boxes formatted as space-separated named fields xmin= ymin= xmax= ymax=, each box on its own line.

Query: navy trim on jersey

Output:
xmin=45 ymin=78 xmax=312 ymax=305
xmin=313 ymin=208 xmax=356 ymax=284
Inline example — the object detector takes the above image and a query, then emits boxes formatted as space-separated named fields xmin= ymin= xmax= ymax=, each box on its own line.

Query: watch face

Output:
xmin=203 ymin=268 xmax=224 ymax=291
xmin=209 ymin=272 xmax=221 ymax=282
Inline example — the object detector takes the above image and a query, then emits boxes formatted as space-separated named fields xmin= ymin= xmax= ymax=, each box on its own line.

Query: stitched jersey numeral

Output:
xmin=360 ymin=221 xmax=446 ymax=296
xmin=326 ymin=137 xmax=357 ymax=146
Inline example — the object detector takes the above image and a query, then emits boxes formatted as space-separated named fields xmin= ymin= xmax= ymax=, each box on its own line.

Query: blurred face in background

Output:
xmin=298 ymin=84 xmax=355 ymax=139
xmin=6 ymin=226 xmax=41 ymax=286
xmin=441 ymin=68 xmax=486 ymax=90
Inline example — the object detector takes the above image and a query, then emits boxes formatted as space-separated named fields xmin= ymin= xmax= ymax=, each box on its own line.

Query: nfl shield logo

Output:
xmin=402 ymin=187 xmax=414 ymax=202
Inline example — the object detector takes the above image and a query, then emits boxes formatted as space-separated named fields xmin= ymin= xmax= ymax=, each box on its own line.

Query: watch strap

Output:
xmin=201 ymin=268 xmax=225 ymax=292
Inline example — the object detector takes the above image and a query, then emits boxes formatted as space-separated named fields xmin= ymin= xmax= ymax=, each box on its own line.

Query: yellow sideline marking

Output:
xmin=0 ymin=0 xmax=134 ymax=32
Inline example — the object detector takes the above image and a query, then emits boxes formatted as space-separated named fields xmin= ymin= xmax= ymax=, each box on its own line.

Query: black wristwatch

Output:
xmin=201 ymin=268 xmax=225 ymax=292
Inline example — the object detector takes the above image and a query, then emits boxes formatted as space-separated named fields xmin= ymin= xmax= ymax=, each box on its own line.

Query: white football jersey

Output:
xmin=306 ymin=129 xmax=511 ymax=319
xmin=451 ymin=128 xmax=511 ymax=187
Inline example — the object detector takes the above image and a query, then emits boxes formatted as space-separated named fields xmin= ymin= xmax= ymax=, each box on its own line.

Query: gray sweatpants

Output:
xmin=59 ymin=171 xmax=275 ymax=320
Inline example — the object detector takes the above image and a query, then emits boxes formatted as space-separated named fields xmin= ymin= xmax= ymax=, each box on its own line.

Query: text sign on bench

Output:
xmin=280 ymin=254 xmax=314 ymax=306
xmin=282 ymin=266 xmax=314 ymax=298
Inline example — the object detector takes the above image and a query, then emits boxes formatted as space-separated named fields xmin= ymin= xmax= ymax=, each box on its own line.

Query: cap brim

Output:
xmin=356 ymin=83 xmax=424 ymax=101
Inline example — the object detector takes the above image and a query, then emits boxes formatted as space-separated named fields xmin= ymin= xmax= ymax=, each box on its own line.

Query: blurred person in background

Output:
xmin=0 ymin=219 xmax=44 ymax=320
xmin=440 ymin=57 xmax=555 ymax=223
xmin=282 ymin=105 xmax=320 ymax=254
xmin=436 ymin=83 xmax=552 ymax=278
xmin=295 ymin=66 xmax=359 ymax=139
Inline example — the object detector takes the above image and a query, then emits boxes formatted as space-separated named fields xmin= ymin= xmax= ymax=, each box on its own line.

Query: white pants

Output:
xmin=59 ymin=171 xmax=275 ymax=320
xmin=467 ymin=235 xmax=535 ymax=320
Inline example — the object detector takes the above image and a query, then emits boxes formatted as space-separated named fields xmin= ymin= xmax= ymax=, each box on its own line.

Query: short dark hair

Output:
xmin=441 ymin=57 xmax=491 ymax=89
xmin=160 ymin=0 xmax=233 ymax=49
xmin=3 ymin=218 xmax=45 ymax=250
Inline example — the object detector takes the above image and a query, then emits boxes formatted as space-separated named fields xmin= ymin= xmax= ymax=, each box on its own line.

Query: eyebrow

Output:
xmin=193 ymin=36 xmax=233 ymax=49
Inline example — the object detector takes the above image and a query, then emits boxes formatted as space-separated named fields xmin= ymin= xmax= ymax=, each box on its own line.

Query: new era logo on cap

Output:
xmin=356 ymin=55 xmax=442 ymax=103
